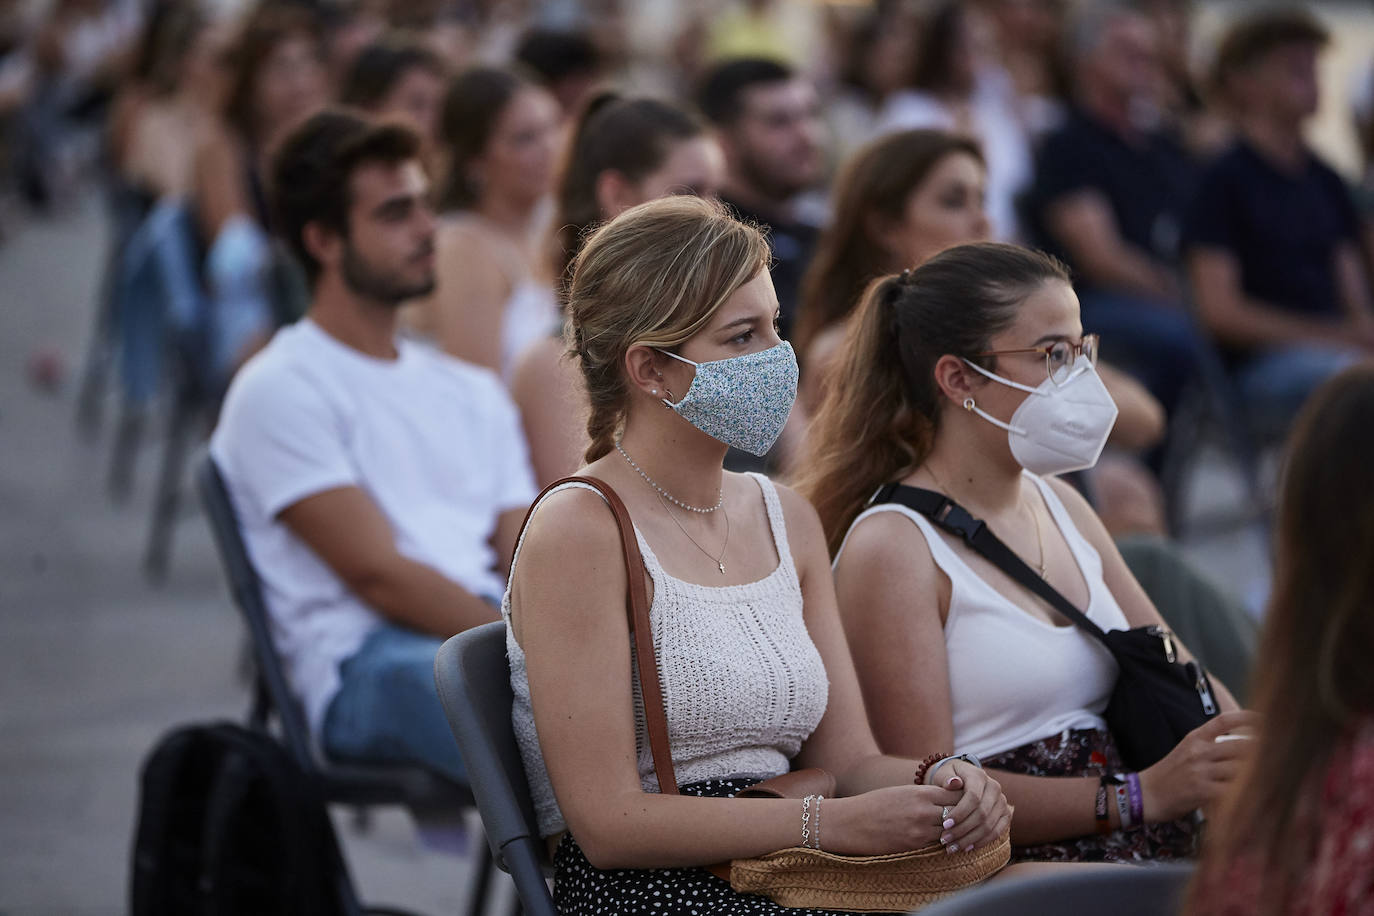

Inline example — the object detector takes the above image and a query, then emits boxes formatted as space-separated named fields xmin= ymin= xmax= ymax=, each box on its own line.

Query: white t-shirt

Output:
xmin=210 ymin=318 xmax=537 ymax=736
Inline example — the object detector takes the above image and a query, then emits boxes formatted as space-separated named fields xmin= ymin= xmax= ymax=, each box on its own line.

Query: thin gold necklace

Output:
xmin=926 ymin=464 xmax=1046 ymax=578
xmin=655 ymin=491 xmax=730 ymax=575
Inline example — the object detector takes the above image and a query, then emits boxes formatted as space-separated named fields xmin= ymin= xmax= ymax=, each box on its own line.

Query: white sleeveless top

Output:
xmin=836 ymin=472 xmax=1125 ymax=759
xmin=500 ymin=280 xmax=558 ymax=382
xmin=504 ymin=473 xmax=830 ymax=838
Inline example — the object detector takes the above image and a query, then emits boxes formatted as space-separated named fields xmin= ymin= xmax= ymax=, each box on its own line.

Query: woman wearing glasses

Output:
xmin=796 ymin=242 xmax=1251 ymax=863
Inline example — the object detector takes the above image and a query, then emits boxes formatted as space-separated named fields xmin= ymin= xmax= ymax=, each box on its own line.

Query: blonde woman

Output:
xmin=503 ymin=197 xmax=1012 ymax=913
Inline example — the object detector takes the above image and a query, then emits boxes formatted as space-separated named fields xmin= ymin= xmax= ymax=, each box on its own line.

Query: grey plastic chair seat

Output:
xmin=916 ymin=861 xmax=1194 ymax=916
xmin=435 ymin=622 xmax=559 ymax=916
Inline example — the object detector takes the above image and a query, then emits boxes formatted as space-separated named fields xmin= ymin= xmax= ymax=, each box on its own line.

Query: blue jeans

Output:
xmin=1236 ymin=345 xmax=1361 ymax=431
xmin=321 ymin=623 xmax=466 ymax=785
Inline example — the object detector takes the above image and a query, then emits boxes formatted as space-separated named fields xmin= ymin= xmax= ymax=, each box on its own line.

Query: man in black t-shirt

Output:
xmin=1027 ymin=4 xmax=1206 ymax=419
xmin=1183 ymin=10 xmax=1373 ymax=425
xmin=697 ymin=58 xmax=825 ymax=342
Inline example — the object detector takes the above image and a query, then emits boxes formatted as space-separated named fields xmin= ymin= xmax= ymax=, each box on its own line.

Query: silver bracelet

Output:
xmin=814 ymin=795 xmax=824 ymax=851
xmin=926 ymin=753 xmax=982 ymax=785
xmin=801 ymin=795 xmax=820 ymax=849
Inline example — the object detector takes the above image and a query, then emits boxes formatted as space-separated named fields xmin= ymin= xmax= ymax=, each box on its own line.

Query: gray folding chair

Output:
xmin=196 ymin=454 xmax=492 ymax=916
xmin=916 ymin=862 xmax=1194 ymax=916
xmin=435 ymin=623 xmax=559 ymax=916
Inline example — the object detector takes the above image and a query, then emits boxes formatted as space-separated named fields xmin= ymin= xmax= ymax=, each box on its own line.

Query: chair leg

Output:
xmin=106 ymin=406 xmax=142 ymax=502
xmin=143 ymin=391 xmax=197 ymax=582
xmin=465 ymin=838 xmax=495 ymax=916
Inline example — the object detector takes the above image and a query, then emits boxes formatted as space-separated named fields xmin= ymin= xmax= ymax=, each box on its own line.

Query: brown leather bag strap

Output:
xmin=518 ymin=476 xmax=680 ymax=796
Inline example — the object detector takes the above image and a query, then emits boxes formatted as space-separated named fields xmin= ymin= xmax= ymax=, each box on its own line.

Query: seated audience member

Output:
xmin=1188 ymin=365 xmax=1374 ymax=915
xmin=513 ymin=27 xmax=603 ymax=122
xmin=824 ymin=1 xmax=922 ymax=161
xmin=1028 ymin=1 xmax=1205 ymax=419
xmin=210 ymin=110 xmax=536 ymax=783
xmin=875 ymin=1 xmax=1032 ymax=242
xmin=507 ymin=196 xmax=1012 ymax=914
xmin=119 ymin=6 xmax=230 ymax=202
xmin=1183 ymin=10 xmax=1374 ymax=427
xmin=793 ymin=129 xmax=1166 ymax=539
xmin=798 ymin=244 xmax=1252 ymax=863
xmin=339 ymin=38 xmax=446 ymax=165
xmin=407 ymin=66 xmax=560 ymax=380
xmin=795 ymin=129 xmax=989 ymax=389
xmin=984 ymin=0 xmax=1070 ymax=144
xmin=512 ymin=92 xmax=724 ymax=485
xmin=191 ymin=4 xmax=329 ymax=369
xmin=696 ymin=57 xmax=825 ymax=340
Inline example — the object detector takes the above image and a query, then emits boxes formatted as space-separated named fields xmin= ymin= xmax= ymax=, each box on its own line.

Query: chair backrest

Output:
xmin=916 ymin=862 xmax=1194 ymax=916
xmin=434 ymin=623 xmax=557 ymax=916
xmin=195 ymin=453 xmax=318 ymax=774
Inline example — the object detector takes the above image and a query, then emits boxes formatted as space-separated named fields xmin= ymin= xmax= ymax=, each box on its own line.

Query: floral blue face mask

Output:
xmin=656 ymin=341 xmax=799 ymax=456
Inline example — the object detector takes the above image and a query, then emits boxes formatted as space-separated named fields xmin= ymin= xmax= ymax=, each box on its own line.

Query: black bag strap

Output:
xmin=871 ymin=482 xmax=1111 ymax=646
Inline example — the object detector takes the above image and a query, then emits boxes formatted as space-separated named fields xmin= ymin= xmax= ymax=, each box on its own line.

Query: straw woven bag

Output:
xmin=728 ymin=833 xmax=1011 ymax=912
xmin=543 ymin=477 xmax=1011 ymax=912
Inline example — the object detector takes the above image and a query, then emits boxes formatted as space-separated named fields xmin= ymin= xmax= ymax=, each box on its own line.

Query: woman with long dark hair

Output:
xmin=794 ymin=128 xmax=986 ymax=367
xmin=797 ymin=243 xmax=1252 ymax=862
xmin=409 ymin=65 xmax=560 ymax=380
xmin=1189 ymin=365 xmax=1374 ymax=915
xmin=511 ymin=91 xmax=723 ymax=484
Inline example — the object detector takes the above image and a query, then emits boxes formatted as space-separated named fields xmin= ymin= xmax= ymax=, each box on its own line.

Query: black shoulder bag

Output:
xmin=872 ymin=482 xmax=1220 ymax=771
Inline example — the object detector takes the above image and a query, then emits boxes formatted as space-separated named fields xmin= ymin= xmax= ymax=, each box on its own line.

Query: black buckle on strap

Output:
xmin=934 ymin=499 xmax=984 ymax=545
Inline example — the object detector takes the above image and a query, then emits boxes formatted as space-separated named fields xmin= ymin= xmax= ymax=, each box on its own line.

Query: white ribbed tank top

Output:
xmin=837 ymin=472 xmax=1125 ymax=759
xmin=504 ymin=473 xmax=831 ymax=838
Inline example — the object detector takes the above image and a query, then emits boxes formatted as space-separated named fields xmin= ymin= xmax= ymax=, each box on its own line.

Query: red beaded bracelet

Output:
xmin=915 ymin=752 xmax=949 ymax=786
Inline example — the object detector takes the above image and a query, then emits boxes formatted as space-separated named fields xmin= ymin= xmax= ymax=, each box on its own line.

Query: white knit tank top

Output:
xmin=836 ymin=472 xmax=1126 ymax=759
xmin=504 ymin=473 xmax=830 ymax=838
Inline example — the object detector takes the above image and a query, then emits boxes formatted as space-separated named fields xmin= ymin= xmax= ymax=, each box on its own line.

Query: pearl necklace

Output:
xmin=616 ymin=442 xmax=723 ymax=513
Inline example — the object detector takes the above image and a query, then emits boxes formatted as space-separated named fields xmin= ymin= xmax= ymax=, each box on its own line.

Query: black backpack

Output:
xmin=130 ymin=722 xmax=339 ymax=916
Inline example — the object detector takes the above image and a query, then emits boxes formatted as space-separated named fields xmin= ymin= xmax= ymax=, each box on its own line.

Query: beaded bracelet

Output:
xmin=915 ymin=752 xmax=949 ymax=786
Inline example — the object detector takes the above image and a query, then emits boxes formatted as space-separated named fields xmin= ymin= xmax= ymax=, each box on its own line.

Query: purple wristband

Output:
xmin=1126 ymin=773 xmax=1144 ymax=828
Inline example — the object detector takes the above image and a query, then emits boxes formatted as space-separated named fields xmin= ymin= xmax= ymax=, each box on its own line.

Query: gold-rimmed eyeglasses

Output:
xmin=974 ymin=334 xmax=1099 ymax=387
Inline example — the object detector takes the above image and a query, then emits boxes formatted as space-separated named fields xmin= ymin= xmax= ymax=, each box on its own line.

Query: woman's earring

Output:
xmin=963 ymin=397 xmax=976 ymax=411
xmin=651 ymin=388 xmax=658 ymax=395
xmin=662 ymin=386 xmax=675 ymax=408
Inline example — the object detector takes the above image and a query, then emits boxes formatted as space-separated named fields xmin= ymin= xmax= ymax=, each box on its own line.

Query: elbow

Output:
xmin=568 ymin=823 xmax=638 ymax=871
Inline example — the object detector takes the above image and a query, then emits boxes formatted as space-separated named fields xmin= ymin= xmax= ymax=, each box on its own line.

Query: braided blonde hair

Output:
xmin=565 ymin=196 xmax=771 ymax=462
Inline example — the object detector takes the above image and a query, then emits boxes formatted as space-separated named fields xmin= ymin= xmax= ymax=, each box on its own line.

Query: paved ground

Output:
xmin=0 ymin=189 xmax=1270 ymax=915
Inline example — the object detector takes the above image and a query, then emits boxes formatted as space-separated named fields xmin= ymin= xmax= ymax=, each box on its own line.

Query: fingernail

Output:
xmin=945 ymin=777 xmax=963 ymax=789
xmin=943 ymin=818 xmax=956 ymax=830
xmin=941 ymin=833 xmax=953 ymax=845
xmin=949 ymin=844 xmax=960 ymax=852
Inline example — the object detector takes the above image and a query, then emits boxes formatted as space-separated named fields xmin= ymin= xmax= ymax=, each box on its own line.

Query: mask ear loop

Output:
xmin=963 ymin=396 xmax=1028 ymax=437
xmin=654 ymin=348 xmax=697 ymax=408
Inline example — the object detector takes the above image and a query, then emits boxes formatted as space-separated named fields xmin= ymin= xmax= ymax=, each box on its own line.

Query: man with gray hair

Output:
xmin=1027 ymin=0 xmax=1205 ymax=424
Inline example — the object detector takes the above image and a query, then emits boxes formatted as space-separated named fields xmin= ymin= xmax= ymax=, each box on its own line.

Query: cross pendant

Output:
xmin=718 ymin=562 xmax=726 ymax=575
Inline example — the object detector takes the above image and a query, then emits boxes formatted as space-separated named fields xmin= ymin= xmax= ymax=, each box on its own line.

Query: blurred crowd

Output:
xmin=4 ymin=0 xmax=1372 ymax=535
xmin=6 ymin=0 xmax=1374 ymax=909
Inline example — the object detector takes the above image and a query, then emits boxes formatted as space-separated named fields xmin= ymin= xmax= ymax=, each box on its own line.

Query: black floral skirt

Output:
xmin=552 ymin=777 xmax=849 ymax=916
xmin=982 ymin=727 xmax=1198 ymax=863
